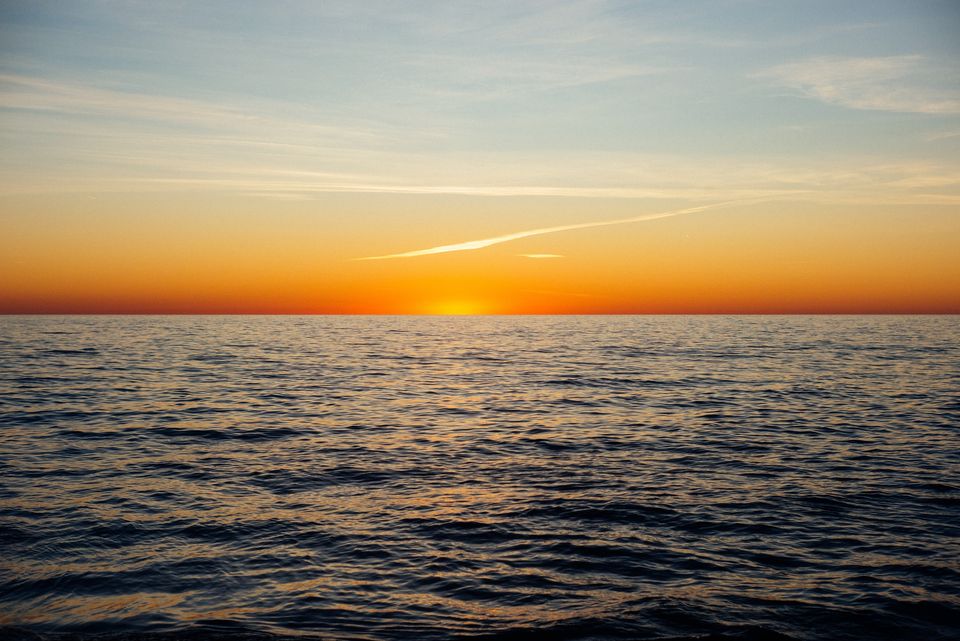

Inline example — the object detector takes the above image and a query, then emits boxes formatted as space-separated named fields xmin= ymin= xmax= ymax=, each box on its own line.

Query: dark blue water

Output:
xmin=1 ymin=316 xmax=958 ymax=641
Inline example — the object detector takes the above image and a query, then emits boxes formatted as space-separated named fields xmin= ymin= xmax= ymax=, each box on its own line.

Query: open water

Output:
xmin=1 ymin=316 xmax=958 ymax=641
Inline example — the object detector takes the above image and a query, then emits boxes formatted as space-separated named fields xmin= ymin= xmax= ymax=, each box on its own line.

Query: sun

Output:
xmin=422 ymin=299 xmax=490 ymax=315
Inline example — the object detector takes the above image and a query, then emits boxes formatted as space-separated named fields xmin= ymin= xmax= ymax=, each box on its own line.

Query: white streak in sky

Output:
xmin=355 ymin=200 xmax=755 ymax=260
xmin=757 ymin=56 xmax=960 ymax=114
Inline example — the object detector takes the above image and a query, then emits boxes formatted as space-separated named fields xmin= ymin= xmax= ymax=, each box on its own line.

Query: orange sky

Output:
xmin=2 ymin=193 xmax=958 ymax=314
xmin=2 ymin=3 xmax=959 ymax=314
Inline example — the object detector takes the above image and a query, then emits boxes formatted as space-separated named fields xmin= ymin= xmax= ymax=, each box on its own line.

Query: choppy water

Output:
xmin=1 ymin=316 xmax=958 ymax=641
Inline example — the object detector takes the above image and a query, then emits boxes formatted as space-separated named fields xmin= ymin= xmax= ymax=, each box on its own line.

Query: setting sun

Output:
xmin=1 ymin=3 xmax=959 ymax=641
xmin=421 ymin=299 xmax=492 ymax=315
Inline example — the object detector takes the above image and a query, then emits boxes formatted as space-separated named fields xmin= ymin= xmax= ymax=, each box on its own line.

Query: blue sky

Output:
xmin=1 ymin=0 xmax=959 ymax=202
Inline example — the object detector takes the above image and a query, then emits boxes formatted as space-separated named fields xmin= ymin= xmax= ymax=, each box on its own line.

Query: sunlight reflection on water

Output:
xmin=1 ymin=315 xmax=958 ymax=641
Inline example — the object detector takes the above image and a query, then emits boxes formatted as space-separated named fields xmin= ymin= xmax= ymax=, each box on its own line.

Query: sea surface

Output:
xmin=1 ymin=316 xmax=958 ymax=641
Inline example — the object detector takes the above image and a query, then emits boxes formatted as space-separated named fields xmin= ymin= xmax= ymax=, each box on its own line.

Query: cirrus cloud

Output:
xmin=759 ymin=55 xmax=960 ymax=114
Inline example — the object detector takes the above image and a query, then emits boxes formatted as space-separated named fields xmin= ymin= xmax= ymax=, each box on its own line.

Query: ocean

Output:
xmin=1 ymin=315 xmax=958 ymax=641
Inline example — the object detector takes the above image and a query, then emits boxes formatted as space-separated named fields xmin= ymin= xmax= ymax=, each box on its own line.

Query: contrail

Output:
xmin=354 ymin=199 xmax=760 ymax=261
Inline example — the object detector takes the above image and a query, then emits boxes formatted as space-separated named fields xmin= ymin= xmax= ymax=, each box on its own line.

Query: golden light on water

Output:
xmin=1 ymin=1 xmax=958 ymax=639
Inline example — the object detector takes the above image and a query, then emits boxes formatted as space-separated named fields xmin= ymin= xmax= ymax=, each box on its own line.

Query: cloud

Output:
xmin=758 ymin=55 xmax=960 ymax=114
xmin=354 ymin=200 xmax=755 ymax=260
xmin=4 ymin=136 xmax=959 ymax=205
xmin=405 ymin=55 xmax=672 ymax=101
xmin=0 ymin=73 xmax=387 ymax=142
xmin=926 ymin=130 xmax=960 ymax=142
xmin=0 ymin=73 xmax=259 ymax=126
xmin=3 ymin=74 xmax=959 ymax=206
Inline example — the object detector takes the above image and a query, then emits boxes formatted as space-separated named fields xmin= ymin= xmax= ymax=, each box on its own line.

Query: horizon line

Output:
xmin=2 ymin=312 xmax=958 ymax=317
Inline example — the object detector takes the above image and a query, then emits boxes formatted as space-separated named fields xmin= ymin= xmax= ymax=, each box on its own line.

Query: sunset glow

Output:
xmin=421 ymin=299 xmax=493 ymax=316
xmin=1 ymin=2 xmax=958 ymax=314
xmin=3 ymin=4 xmax=960 ymax=640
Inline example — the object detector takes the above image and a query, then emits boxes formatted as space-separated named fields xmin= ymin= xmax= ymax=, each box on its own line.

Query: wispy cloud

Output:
xmin=926 ymin=130 xmax=960 ymax=142
xmin=405 ymin=56 xmax=673 ymax=101
xmin=758 ymin=55 xmax=960 ymax=114
xmin=355 ymin=200 xmax=756 ymax=260
xmin=0 ymin=73 xmax=391 ymax=143
xmin=3 ymin=67 xmax=959 ymax=206
xmin=0 ymin=73 xmax=271 ymax=129
xmin=4 ymin=131 xmax=959 ymax=205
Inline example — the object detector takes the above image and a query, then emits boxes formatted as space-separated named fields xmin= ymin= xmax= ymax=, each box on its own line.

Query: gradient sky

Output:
xmin=1 ymin=0 xmax=959 ymax=313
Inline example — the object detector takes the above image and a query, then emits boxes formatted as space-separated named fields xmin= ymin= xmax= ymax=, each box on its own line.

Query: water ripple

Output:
xmin=1 ymin=315 xmax=958 ymax=641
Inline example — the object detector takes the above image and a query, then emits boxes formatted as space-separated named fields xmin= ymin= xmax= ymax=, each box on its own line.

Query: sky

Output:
xmin=1 ymin=0 xmax=959 ymax=313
